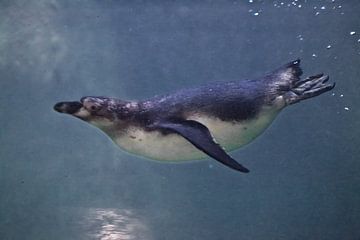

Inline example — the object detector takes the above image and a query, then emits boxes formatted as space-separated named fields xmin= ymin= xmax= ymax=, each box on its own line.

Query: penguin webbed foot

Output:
xmin=285 ymin=73 xmax=335 ymax=105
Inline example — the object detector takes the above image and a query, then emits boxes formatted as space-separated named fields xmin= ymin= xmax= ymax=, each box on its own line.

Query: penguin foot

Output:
xmin=284 ymin=73 xmax=335 ymax=105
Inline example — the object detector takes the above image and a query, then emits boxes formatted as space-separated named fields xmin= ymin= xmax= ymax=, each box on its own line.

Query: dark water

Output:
xmin=1 ymin=1 xmax=359 ymax=239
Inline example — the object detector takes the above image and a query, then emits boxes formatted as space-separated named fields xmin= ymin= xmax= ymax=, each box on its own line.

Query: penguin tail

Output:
xmin=267 ymin=59 xmax=303 ymax=90
xmin=267 ymin=59 xmax=335 ymax=105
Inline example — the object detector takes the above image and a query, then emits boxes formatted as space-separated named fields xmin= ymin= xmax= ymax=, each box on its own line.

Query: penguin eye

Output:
xmin=88 ymin=104 xmax=100 ymax=112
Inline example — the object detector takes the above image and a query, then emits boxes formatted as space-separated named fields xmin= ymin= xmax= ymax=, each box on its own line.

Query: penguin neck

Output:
xmin=93 ymin=121 xmax=128 ymax=140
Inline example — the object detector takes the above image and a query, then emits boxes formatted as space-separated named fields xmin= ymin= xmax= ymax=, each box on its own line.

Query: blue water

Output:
xmin=1 ymin=1 xmax=359 ymax=239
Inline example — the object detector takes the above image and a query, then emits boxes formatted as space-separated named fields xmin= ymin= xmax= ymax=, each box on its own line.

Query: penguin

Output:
xmin=54 ymin=59 xmax=335 ymax=173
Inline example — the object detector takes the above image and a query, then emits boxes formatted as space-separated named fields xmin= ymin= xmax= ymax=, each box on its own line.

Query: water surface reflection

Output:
xmin=81 ymin=208 xmax=152 ymax=240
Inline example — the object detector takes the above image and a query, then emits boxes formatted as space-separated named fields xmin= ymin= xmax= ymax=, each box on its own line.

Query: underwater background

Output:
xmin=0 ymin=0 xmax=359 ymax=239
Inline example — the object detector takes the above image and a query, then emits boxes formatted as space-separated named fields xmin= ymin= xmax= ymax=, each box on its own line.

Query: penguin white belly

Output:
xmin=112 ymin=107 xmax=281 ymax=162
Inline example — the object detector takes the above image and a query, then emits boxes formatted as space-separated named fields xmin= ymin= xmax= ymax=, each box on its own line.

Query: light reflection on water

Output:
xmin=81 ymin=208 xmax=152 ymax=240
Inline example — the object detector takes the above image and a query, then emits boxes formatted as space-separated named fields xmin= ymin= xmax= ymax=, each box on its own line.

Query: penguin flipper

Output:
xmin=155 ymin=120 xmax=250 ymax=173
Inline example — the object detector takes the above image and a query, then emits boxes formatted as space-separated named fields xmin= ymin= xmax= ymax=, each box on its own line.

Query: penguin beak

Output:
xmin=54 ymin=101 xmax=83 ymax=114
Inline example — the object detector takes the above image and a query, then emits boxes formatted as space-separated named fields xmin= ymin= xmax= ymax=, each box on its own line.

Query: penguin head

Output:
xmin=54 ymin=96 xmax=134 ymax=130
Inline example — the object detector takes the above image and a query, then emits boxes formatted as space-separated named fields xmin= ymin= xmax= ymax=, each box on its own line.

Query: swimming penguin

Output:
xmin=54 ymin=59 xmax=334 ymax=173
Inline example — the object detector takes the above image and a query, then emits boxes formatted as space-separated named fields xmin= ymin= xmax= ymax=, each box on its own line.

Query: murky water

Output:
xmin=1 ymin=1 xmax=359 ymax=239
